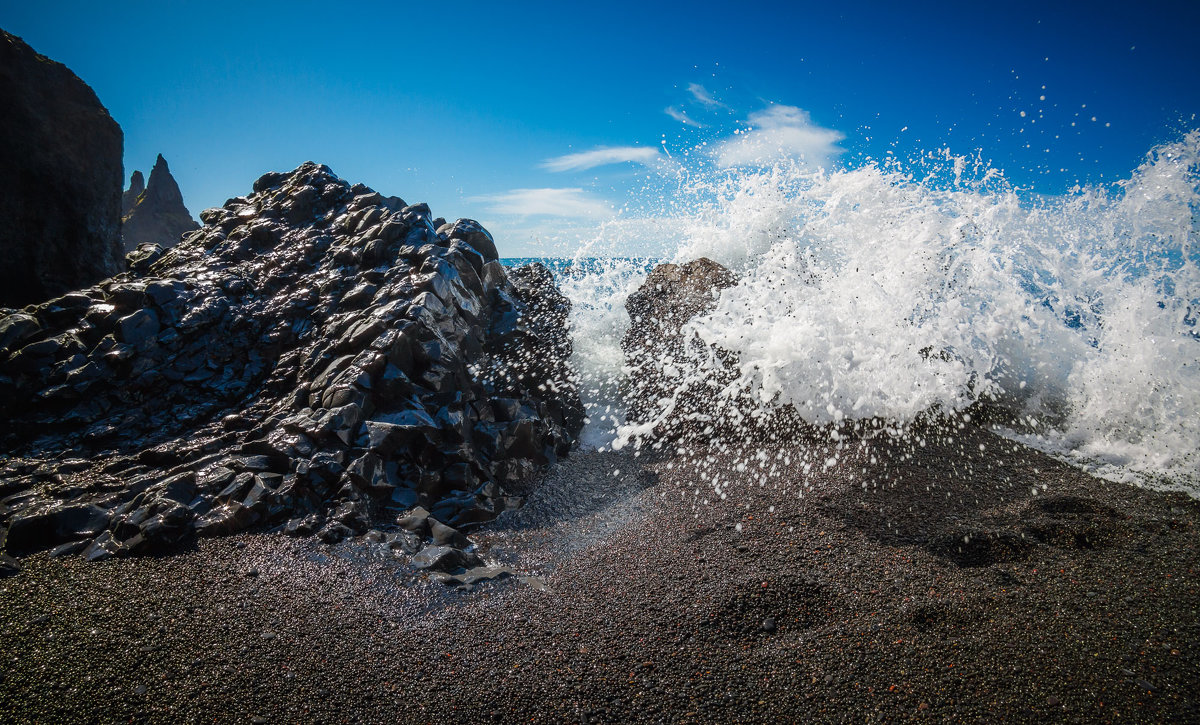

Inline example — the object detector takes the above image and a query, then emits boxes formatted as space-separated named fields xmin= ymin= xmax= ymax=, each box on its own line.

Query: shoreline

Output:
xmin=1 ymin=425 xmax=1197 ymax=723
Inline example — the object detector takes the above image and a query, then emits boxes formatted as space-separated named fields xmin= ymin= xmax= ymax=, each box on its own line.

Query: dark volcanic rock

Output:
xmin=437 ymin=219 xmax=499 ymax=263
xmin=0 ymin=30 xmax=124 ymax=308
xmin=621 ymin=258 xmax=826 ymax=446
xmin=121 ymin=154 xmax=200 ymax=251
xmin=0 ymin=162 xmax=583 ymax=564
xmin=622 ymin=258 xmax=738 ymax=440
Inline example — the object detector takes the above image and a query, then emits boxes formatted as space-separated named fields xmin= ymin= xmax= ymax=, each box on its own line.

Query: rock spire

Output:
xmin=121 ymin=154 xmax=199 ymax=250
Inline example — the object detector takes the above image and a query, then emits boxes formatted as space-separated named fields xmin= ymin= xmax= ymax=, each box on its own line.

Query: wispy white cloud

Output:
xmin=479 ymin=215 xmax=684 ymax=259
xmin=687 ymin=82 xmax=727 ymax=109
xmin=542 ymin=146 xmax=662 ymax=172
xmin=665 ymin=106 xmax=703 ymax=128
xmin=714 ymin=104 xmax=845 ymax=169
xmin=470 ymin=188 xmax=612 ymax=219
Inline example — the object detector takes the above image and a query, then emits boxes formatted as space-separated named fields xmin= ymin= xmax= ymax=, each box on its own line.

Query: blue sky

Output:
xmin=4 ymin=0 xmax=1198 ymax=255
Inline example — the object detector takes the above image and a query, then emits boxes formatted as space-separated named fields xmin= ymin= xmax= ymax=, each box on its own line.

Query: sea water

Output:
xmin=509 ymin=130 xmax=1200 ymax=494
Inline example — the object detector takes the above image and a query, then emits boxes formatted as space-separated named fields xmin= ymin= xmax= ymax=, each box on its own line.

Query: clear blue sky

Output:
xmin=4 ymin=0 xmax=1198 ymax=255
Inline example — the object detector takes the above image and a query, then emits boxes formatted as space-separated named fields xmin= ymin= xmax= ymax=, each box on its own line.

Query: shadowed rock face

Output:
xmin=0 ymin=30 xmax=124 ymax=308
xmin=120 ymin=170 xmax=145 ymax=217
xmin=121 ymin=155 xmax=200 ymax=251
xmin=0 ymin=162 xmax=583 ymax=570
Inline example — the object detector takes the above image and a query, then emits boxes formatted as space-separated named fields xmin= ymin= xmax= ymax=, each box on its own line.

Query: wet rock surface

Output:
xmin=622 ymin=257 xmax=741 ymax=441
xmin=0 ymin=162 xmax=582 ymax=573
xmin=121 ymin=154 xmax=200 ymax=251
xmin=0 ymin=30 xmax=125 ymax=308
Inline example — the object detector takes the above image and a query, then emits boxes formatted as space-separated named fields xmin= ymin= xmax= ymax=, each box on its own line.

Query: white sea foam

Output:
xmin=560 ymin=131 xmax=1200 ymax=492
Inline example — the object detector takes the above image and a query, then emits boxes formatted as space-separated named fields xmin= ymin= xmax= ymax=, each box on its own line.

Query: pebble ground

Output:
xmin=1 ymin=425 xmax=1197 ymax=723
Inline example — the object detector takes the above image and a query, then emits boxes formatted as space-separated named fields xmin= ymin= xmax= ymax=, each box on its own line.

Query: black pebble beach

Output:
xmin=3 ymin=427 xmax=1197 ymax=723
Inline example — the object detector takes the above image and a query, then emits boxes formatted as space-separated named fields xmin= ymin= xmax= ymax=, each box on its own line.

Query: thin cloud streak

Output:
xmin=714 ymin=104 xmax=845 ymax=169
xmin=542 ymin=146 xmax=662 ymax=172
xmin=470 ymin=188 xmax=613 ymax=219
xmin=687 ymin=82 xmax=727 ymax=109
xmin=665 ymin=106 xmax=703 ymax=128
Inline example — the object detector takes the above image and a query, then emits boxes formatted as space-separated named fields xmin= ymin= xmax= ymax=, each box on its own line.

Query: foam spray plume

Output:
xmin=559 ymin=130 xmax=1200 ymax=495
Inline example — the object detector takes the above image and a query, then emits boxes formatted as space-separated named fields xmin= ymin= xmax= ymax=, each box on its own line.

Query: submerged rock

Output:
xmin=121 ymin=154 xmax=200 ymax=251
xmin=0 ymin=30 xmax=124 ymax=308
xmin=0 ymin=162 xmax=582 ymax=564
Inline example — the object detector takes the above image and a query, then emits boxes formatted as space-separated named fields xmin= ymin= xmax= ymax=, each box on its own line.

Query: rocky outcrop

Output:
xmin=0 ymin=30 xmax=124 ymax=308
xmin=0 ymin=162 xmax=583 ymax=576
xmin=121 ymin=154 xmax=200 ymax=250
xmin=622 ymin=258 xmax=741 ymax=442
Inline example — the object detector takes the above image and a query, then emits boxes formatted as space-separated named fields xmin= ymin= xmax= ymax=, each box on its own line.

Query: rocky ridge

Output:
xmin=0 ymin=29 xmax=124 ymax=308
xmin=0 ymin=162 xmax=583 ymax=583
xmin=121 ymin=154 xmax=200 ymax=251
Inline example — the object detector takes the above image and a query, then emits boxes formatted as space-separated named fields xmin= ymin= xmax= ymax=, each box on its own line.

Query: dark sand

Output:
xmin=1 ymin=425 xmax=1197 ymax=723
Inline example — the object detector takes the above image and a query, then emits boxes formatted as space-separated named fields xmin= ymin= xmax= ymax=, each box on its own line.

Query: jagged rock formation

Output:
xmin=121 ymin=170 xmax=145 ymax=214
xmin=0 ymin=30 xmax=124 ymax=308
xmin=0 ymin=162 xmax=583 ymax=578
xmin=121 ymin=154 xmax=200 ymax=250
